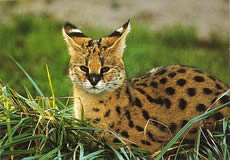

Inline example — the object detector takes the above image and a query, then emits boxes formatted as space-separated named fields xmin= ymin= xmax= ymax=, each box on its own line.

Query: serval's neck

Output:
xmin=73 ymin=78 xmax=130 ymax=119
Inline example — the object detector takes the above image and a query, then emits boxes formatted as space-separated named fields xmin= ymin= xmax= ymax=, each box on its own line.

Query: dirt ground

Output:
xmin=0 ymin=0 xmax=229 ymax=39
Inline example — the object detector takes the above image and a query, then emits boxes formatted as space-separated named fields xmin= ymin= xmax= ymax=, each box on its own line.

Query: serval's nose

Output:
xmin=88 ymin=74 xmax=101 ymax=86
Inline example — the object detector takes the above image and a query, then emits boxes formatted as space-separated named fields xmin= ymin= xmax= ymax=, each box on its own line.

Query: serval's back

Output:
xmin=62 ymin=20 xmax=230 ymax=153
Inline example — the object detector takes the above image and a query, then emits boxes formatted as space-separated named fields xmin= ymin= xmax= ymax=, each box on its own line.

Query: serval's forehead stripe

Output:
xmin=84 ymin=45 xmax=105 ymax=67
xmin=85 ymin=40 xmax=102 ymax=49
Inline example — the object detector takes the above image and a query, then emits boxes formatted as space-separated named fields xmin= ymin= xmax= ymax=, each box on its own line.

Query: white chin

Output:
xmin=87 ymin=88 xmax=104 ymax=94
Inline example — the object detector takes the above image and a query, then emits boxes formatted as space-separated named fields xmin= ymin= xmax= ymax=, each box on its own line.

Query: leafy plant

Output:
xmin=0 ymin=59 xmax=229 ymax=159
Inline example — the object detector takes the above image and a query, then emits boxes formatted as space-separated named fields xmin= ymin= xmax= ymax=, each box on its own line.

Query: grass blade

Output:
xmin=22 ymin=155 xmax=42 ymax=160
xmin=39 ymin=145 xmax=62 ymax=160
xmin=2 ymin=86 xmax=14 ymax=159
xmin=46 ymin=64 xmax=56 ymax=109
xmin=222 ymin=119 xmax=229 ymax=160
xmin=120 ymin=147 xmax=130 ymax=160
xmin=10 ymin=56 xmax=44 ymax=97
xmin=154 ymin=99 xmax=230 ymax=160
xmin=79 ymin=142 xmax=84 ymax=160
xmin=2 ymin=150 xmax=36 ymax=155
xmin=39 ymin=131 xmax=63 ymax=160
xmin=194 ymin=127 xmax=201 ymax=160
xmin=83 ymin=150 xmax=106 ymax=160
xmin=0 ymin=134 xmax=45 ymax=150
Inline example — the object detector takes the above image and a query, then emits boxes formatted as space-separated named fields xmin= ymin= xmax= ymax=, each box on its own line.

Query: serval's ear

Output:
xmin=62 ymin=22 xmax=91 ymax=55
xmin=101 ymin=19 xmax=131 ymax=56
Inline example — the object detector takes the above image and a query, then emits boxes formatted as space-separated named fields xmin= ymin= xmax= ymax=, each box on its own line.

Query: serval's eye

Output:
xmin=101 ymin=67 xmax=110 ymax=74
xmin=80 ymin=65 xmax=89 ymax=73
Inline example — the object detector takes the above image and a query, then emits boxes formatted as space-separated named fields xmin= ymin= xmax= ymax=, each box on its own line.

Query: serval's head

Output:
xmin=62 ymin=20 xmax=130 ymax=94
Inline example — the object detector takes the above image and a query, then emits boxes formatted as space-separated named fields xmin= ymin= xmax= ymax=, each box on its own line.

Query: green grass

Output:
xmin=125 ymin=24 xmax=229 ymax=81
xmin=0 ymin=68 xmax=229 ymax=159
xmin=0 ymin=15 xmax=229 ymax=159
xmin=0 ymin=15 xmax=71 ymax=97
xmin=0 ymin=15 xmax=229 ymax=98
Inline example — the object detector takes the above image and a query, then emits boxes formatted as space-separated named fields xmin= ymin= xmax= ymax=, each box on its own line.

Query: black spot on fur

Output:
xmin=136 ymin=125 xmax=144 ymax=132
xmin=146 ymin=95 xmax=164 ymax=105
xmin=93 ymin=107 xmax=100 ymax=112
xmin=147 ymin=131 xmax=155 ymax=142
xmin=141 ymin=73 xmax=151 ymax=79
xmin=211 ymin=98 xmax=217 ymax=104
xmin=168 ymin=72 xmax=176 ymax=78
xmin=177 ymin=68 xmax=186 ymax=73
xmin=213 ymin=112 xmax=224 ymax=120
xmin=132 ymin=79 xmax=139 ymax=83
xmin=154 ymin=98 xmax=164 ymax=105
xmin=165 ymin=87 xmax=175 ymax=95
xmin=177 ymin=79 xmax=186 ymax=87
xmin=99 ymin=57 xmax=104 ymax=66
xmin=129 ymin=120 xmax=134 ymax=128
xmin=121 ymin=131 xmax=129 ymax=138
xmin=113 ymin=138 xmax=120 ymax=143
xmin=187 ymin=88 xmax=196 ymax=97
xmin=141 ymin=140 xmax=151 ymax=146
xmin=126 ymin=86 xmax=133 ymax=105
xmin=208 ymin=75 xmax=216 ymax=81
xmin=97 ymin=38 xmax=102 ymax=47
xmin=99 ymin=100 xmax=104 ymax=103
xmin=160 ymin=78 xmax=167 ymax=84
xmin=86 ymin=40 xmax=94 ymax=47
xmin=164 ymin=98 xmax=171 ymax=109
xmin=178 ymin=98 xmax=187 ymax=110
xmin=136 ymin=88 xmax=146 ymax=94
xmin=130 ymin=144 xmax=139 ymax=148
xmin=216 ymin=83 xmax=223 ymax=90
xmin=169 ymin=123 xmax=177 ymax=133
xmin=203 ymin=88 xmax=213 ymax=95
xmin=104 ymin=109 xmax=111 ymax=117
xmin=116 ymin=128 xmax=120 ymax=133
xmin=194 ymin=76 xmax=205 ymax=82
xmin=155 ymin=69 xmax=167 ymax=75
xmin=115 ymin=88 xmax=122 ymax=99
xmin=196 ymin=104 xmax=206 ymax=112
xmin=125 ymin=110 xmax=131 ymax=120
xmin=109 ymin=122 xmax=115 ymax=128
xmin=93 ymin=118 xmax=101 ymax=123
xmin=150 ymin=81 xmax=158 ymax=88
xmin=115 ymin=105 xmax=121 ymax=114
xmin=136 ymin=83 xmax=148 ymax=87
xmin=193 ymin=69 xmax=203 ymax=73
xmin=135 ymin=97 xmax=142 ymax=108
xmin=159 ymin=125 xmax=167 ymax=131
xmin=142 ymin=110 xmax=150 ymax=120
xmin=181 ymin=120 xmax=188 ymax=128
xmin=150 ymin=117 xmax=159 ymax=127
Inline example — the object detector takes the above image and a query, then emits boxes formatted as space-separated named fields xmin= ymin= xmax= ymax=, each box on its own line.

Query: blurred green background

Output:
xmin=0 ymin=0 xmax=229 ymax=98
